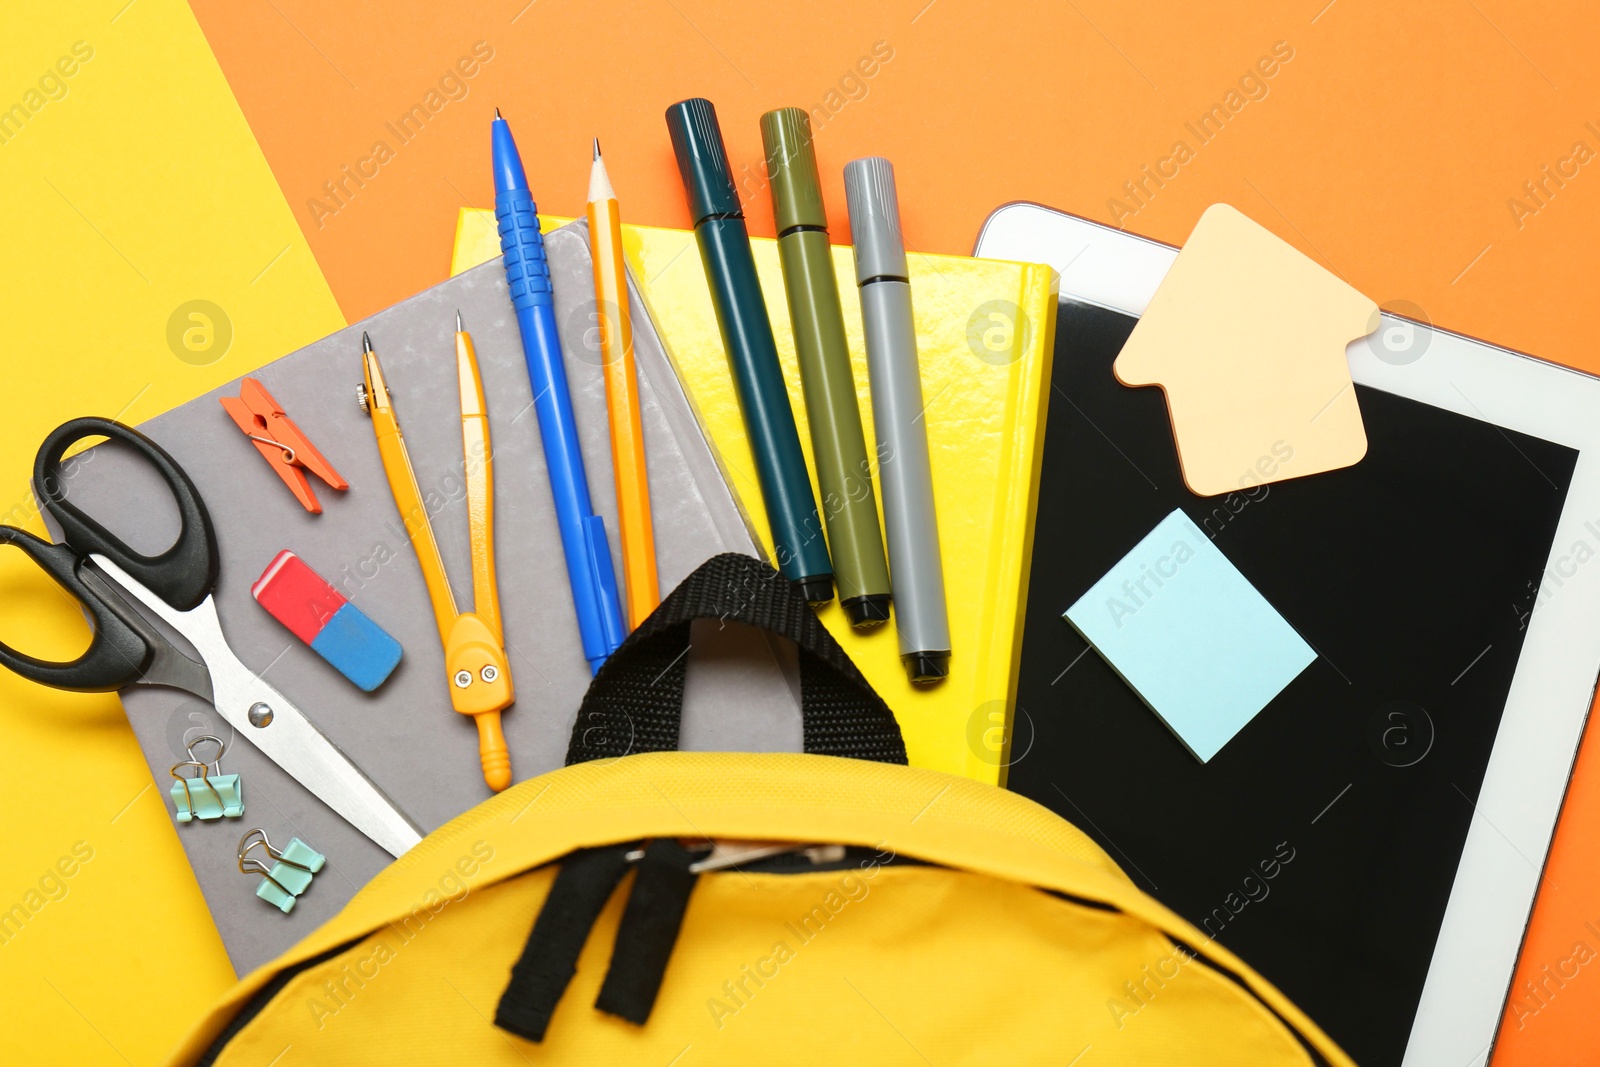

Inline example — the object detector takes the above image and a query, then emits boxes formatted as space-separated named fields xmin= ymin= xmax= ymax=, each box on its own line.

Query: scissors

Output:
xmin=0 ymin=416 xmax=422 ymax=858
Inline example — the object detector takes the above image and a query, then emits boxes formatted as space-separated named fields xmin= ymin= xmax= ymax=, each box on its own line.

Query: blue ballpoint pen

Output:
xmin=492 ymin=108 xmax=626 ymax=674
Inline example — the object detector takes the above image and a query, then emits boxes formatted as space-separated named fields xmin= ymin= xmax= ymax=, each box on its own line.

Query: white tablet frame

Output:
xmin=976 ymin=201 xmax=1600 ymax=1067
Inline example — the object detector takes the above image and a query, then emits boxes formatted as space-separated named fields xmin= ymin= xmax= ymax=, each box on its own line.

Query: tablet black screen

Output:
xmin=1007 ymin=299 xmax=1578 ymax=1065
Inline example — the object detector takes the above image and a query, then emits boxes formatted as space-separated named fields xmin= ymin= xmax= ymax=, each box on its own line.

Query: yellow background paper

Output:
xmin=0 ymin=2 xmax=342 ymax=1062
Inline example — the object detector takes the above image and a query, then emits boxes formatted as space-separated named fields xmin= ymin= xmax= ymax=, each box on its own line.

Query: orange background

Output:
xmin=191 ymin=0 xmax=1600 ymax=386
xmin=43 ymin=0 xmax=1600 ymax=1059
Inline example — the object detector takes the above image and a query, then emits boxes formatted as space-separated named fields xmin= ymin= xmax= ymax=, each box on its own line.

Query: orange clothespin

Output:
xmin=220 ymin=378 xmax=348 ymax=513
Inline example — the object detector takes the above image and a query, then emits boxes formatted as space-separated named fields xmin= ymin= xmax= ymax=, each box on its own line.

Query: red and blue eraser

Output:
xmin=252 ymin=550 xmax=402 ymax=692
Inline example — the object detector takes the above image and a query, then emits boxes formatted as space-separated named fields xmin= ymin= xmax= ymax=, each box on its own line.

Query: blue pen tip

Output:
xmin=491 ymin=111 xmax=527 ymax=197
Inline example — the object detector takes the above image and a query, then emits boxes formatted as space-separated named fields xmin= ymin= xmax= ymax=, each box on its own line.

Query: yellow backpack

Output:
xmin=168 ymin=555 xmax=1352 ymax=1066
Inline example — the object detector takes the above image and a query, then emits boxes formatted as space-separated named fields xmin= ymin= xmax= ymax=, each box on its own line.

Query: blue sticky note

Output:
xmin=1064 ymin=509 xmax=1314 ymax=761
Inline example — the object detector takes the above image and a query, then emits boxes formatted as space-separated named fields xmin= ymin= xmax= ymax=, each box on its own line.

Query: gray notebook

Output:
xmin=68 ymin=221 xmax=801 ymax=974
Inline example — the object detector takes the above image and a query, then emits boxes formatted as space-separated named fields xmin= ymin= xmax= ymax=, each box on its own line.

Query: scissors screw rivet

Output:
xmin=480 ymin=665 xmax=499 ymax=683
xmin=454 ymin=670 xmax=473 ymax=688
xmin=248 ymin=702 xmax=274 ymax=728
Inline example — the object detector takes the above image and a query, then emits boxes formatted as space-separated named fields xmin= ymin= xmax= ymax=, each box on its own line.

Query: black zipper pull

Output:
xmin=495 ymin=843 xmax=637 ymax=1042
xmin=594 ymin=838 xmax=711 ymax=1026
xmin=498 ymin=838 xmax=854 ymax=1040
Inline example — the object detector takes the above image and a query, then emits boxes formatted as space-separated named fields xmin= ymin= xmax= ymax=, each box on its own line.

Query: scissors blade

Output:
xmin=91 ymin=555 xmax=424 ymax=857
xmin=79 ymin=563 xmax=213 ymax=701
xmin=204 ymin=646 xmax=423 ymax=857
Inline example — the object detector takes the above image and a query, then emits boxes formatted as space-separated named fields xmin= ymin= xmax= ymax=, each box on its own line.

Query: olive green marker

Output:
xmin=760 ymin=107 xmax=891 ymax=627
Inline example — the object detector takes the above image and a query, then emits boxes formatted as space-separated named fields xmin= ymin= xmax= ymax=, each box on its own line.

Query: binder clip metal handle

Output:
xmin=238 ymin=828 xmax=325 ymax=913
xmin=170 ymin=735 xmax=243 ymax=822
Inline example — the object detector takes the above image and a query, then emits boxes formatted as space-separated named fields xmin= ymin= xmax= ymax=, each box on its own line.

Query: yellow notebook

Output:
xmin=452 ymin=210 xmax=1056 ymax=784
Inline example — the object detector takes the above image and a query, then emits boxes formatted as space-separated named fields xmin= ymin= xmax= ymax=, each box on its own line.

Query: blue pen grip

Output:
xmin=497 ymin=189 xmax=554 ymax=310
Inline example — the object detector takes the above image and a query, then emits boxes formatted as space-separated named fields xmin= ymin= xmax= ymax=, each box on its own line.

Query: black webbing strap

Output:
xmin=494 ymin=844 xmax=635 ymax=1043
xmin=565 ymin=552 xmax=907 ymax=766
xmin=593 ymin=838 xmax=703 ymax=1025
xmin=497 ymin=555 xmax=906 ymax=1043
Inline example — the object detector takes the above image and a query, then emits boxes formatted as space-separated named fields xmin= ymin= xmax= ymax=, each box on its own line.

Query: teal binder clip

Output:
xmin=169 ymin=735 xmax=243 ymax=822
xmin=238 ymin=828 xmax=326 ymax=914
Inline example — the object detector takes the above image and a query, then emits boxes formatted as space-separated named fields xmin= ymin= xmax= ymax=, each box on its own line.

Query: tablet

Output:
xmin=975 ymin=202 xmax=1600 ymax=1067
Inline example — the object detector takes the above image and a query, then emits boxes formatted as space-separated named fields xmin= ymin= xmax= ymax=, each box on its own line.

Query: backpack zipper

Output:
xmin=198 ymin=845 xmax=1333 ymax=1065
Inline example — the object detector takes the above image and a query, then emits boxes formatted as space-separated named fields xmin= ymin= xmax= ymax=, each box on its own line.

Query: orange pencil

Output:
xmin=587 ymin=139 xmax=659 ymax=628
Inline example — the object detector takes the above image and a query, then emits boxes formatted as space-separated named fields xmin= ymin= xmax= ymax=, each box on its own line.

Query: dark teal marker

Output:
xmin=665 ymin=98 xmax=833 ymax=602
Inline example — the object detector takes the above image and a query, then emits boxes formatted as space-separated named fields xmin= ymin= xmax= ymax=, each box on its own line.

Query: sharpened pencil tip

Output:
xmin=587 ymin=147 xmax=616 ymax=203
xmin=456 ymin=309 xmax=463 ymax=332
xmin=361 ymin=331 xmax=373 ymax=353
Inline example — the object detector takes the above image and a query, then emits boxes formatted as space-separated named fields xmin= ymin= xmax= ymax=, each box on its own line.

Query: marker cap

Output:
xmin=904 ymin=651 xmax=950 ymax=685
xmin=796 ymin=575 xmax=834 ymax=605
xmin=842 ymin=593 xmax=892 ymax=628
xmin=666 ymin=98 xmax=743 ymax=224
xmin=843 ymin=156 xmax=910 ymax=283
xmin=760 ymin=108 xmax=827 ymax=233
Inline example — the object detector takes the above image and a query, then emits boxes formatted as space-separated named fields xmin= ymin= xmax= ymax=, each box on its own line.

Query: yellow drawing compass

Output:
xmin=359 ymin=315 xmax=514 ymax=791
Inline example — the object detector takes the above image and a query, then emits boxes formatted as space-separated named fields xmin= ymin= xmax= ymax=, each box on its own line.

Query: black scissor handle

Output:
xmin=0 ymin=526 xmax=154 ymax=692
xmin=33 ymin=417 xmax=219 ymax=611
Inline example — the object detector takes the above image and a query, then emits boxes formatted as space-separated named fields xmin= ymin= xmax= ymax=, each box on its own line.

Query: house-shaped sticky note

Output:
xmin=1114 ymin=204 xmax=1378 ymax=498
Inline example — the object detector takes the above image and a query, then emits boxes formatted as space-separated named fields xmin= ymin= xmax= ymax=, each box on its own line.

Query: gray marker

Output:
xmin=843 ymin=157 xmax=951 ymax=684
